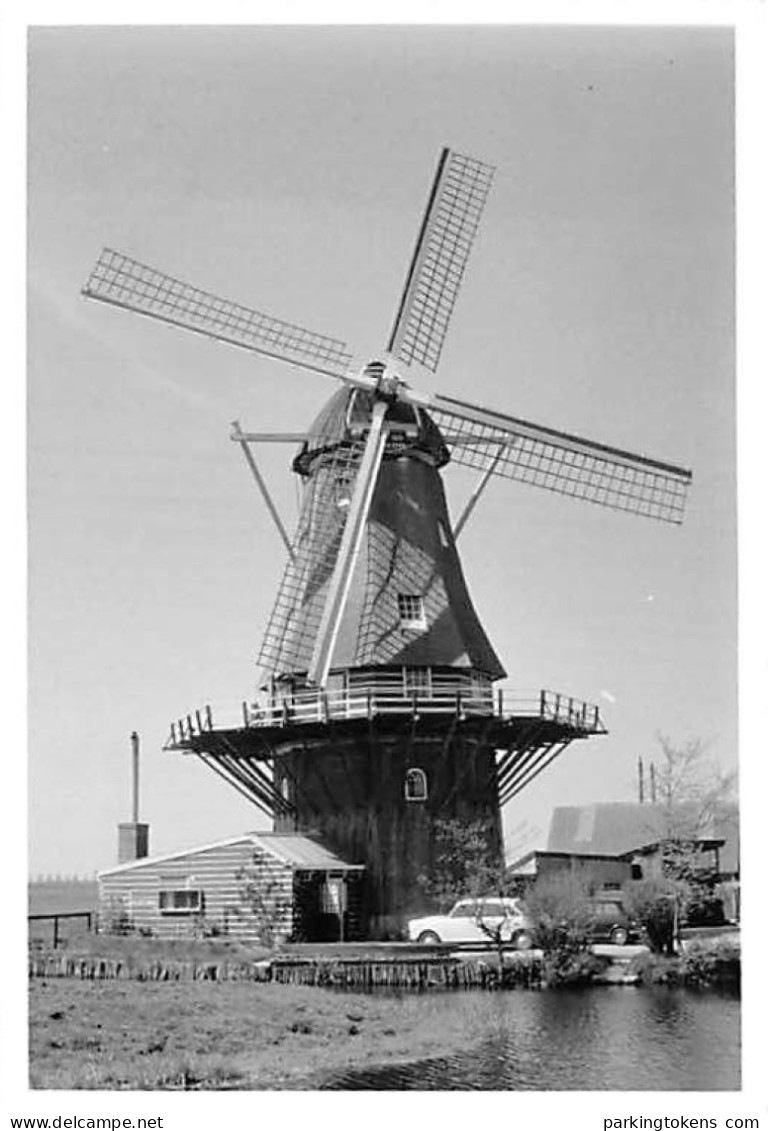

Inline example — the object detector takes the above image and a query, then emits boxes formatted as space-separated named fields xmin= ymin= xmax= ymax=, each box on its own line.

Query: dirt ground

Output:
xmin=29 ymin=976 xmax=491 ymax=1090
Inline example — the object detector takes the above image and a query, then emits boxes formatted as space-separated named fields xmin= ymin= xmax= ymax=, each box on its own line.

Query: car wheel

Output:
xmin=610 ymin=926 xmax=629 ymax=946
xmin=417 ymin=930 xmax=441 ymax=945
xmin=512 ymin=930 xmax=533 ymax=951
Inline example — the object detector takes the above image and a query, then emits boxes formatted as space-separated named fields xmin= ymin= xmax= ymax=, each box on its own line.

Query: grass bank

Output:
xmin=29 ymin=934 xmax=738 ymax=1090
xmin=29 ymin=977 xmax=496 ymax=1090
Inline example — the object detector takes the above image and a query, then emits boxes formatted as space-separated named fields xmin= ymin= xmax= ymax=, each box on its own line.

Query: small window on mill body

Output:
xmin=405 ymin=767 xmax=428 ymax=802
xmin=398 ymin=594 xmax=426 ymax=630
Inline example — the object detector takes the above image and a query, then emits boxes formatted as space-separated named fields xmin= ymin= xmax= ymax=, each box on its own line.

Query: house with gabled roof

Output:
xmin=508 ymin=802 xmax=739 ymax=919
xmin=547 ymin=801 xmax=725 ymax=873
xmin=98 ymin=831 xmax=365 ymax=942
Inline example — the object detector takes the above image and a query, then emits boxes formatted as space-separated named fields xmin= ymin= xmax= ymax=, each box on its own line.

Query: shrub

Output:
xmin=542 ymin=949 xmax=608 ymax=987
xmin=522 ymin=874 xmax=594 ymax=953
xmin=628 ymin=950 xmax=683 ymax=986
xmin=680 ymin=938 xmax=740 ymax=990
xmin=624 ymin=878 xmax=677 ymax=954
xmin=628 ymin=938 xmax=740 ymax=990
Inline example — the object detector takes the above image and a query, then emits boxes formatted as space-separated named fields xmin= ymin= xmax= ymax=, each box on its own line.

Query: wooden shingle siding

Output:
xmin=98 ymin=839 xmax=294 ymax=943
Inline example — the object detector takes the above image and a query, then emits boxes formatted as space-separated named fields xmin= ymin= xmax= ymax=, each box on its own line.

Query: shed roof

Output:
xmin=506 ymin=850 xmax=539 ymax=877
xmin=253 ymin=832 xmax=364 ymax=870
xmin=506 ymin=847 xmax=634 ymax=875
xmin=99 ymin=832 xmax=364 ymax=878
xmin=546 ymin=802 xmax=731 ymax=857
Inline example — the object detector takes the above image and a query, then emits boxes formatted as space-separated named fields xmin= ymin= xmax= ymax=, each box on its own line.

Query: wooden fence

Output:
xmin=28 ymin=912 xmax=93 ymax=949
xmin=28 ymin=951 xmax=543 ymax=990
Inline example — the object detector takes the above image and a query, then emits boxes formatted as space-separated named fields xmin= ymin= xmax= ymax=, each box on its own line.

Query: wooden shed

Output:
xmin=98 ymin=832 xmax=365 ymax=942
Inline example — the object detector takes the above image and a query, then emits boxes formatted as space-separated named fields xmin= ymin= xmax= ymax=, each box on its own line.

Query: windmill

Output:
xmin=82 ymin=148 xmax=692 ymax=936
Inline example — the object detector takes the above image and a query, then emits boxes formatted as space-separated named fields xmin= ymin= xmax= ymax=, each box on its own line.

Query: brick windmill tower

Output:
xmin=83 ymin=149 xmax=692 ymax=935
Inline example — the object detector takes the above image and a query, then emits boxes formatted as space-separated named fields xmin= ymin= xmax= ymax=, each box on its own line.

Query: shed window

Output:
xmin=404 ymin=767 xmax=428 ymax=802
xmin=398 ymin=594 xmax=426 ymax=630
xmin=158 ymin=889 xmax=203 ymax=915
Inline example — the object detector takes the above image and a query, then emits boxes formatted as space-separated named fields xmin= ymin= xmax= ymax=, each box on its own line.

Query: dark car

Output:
xmin=585 ymin=896 xmax=643 ymax=946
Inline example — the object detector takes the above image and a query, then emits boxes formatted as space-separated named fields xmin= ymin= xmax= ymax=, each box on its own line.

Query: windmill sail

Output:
xmin=428 ymin=392 xmax=692 ymax=525
xmin=257 ymin=437 xmax=365 ymax=678
xmin=307 ymin=400 xmax=391 ymax=686
xmin=82 ymin=248 xmax=353 ymax=380
xmin=387 ymin=149 xmax=495 ymax=372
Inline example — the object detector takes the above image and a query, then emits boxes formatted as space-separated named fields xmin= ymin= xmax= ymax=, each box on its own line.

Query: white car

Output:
xmin=407 ymin=896 xmax=534 ymax=949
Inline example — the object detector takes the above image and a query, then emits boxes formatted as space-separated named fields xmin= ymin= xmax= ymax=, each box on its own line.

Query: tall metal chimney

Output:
xmin=118 ymin=731 xmax=150 ymax=864
xmin=131 ymin=729 xmax=140 ymax=824
xmin=638 ymin=756 xmax=645 ymax=804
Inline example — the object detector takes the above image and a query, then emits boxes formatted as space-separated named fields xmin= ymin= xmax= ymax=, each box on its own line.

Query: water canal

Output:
xmin=321 ymin=986 xmax=740 ymax=1091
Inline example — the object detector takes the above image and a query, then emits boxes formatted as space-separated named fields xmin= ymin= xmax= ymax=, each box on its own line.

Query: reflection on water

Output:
xmin=321 ymin=987 xmax=740 ymax=1091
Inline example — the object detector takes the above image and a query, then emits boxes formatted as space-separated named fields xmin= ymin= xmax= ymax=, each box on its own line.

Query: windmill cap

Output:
xmin=293 ymin=385 xmax=450 ymax=476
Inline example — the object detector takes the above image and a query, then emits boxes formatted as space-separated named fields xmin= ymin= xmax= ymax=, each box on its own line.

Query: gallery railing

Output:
xmin=166 ymin=684 xmax=604 ymax=748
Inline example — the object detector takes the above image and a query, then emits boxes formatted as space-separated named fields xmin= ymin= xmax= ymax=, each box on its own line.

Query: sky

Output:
xmin=26 ymin=24 xmax=737 ymax=877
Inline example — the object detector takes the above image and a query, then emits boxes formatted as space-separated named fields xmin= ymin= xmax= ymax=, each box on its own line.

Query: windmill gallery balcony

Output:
xmin=165 ymin=675 xmax=606 ymax=751
xmin=164 ymin=673 xmax=606 ymax=816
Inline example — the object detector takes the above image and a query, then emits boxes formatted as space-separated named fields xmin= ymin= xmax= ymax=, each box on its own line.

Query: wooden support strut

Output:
xmin=217 ymin=751 xmax=289 ymax=818
xmin=500 ymin=741 xmax=573 ymax=805
xmin=214 ymin=750 xmax=278 ymax=813
xmin=195 ymin=751 xmax=275 ymax=820
xmin=495 ymin=728 xmax=546 ymax=786
xmin=231 ymin=421 xmax=295 ymax=561
xmin=498 ymin=739 xmax=556 ymax=799
xmin=452 ymin=441 xmax=509 ymax=540
xmin=214 ymin=732 xmax=291 ymax=816
xmin=495 ymin=723 xmax=552 ymax=793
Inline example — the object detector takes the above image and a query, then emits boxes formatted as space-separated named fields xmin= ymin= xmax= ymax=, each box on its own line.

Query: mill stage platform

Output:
xmin=166 ymin=682 xmax=605 ymax=752
xmin=164 ymin=681 xmax=606 ymax=814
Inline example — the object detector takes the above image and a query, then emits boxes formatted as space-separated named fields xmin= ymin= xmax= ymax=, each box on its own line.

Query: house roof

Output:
xmin=506 ymin=850 xmax=539 ymax=876
xmin=253 ymin=833 xmax=365 ymax=870
xmin=99 ymin=832 xmax=364 ymax=878
xmin=546 ymin=802 xmax=733 ymax=858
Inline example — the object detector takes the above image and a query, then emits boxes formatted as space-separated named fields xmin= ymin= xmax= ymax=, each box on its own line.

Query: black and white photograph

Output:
xmin=7 ymin=8 xmax=764 ymax=1112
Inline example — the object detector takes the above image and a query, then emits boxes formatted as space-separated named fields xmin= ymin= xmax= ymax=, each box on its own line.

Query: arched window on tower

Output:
xmin=404 ymin=767 xmax=428 ymax=802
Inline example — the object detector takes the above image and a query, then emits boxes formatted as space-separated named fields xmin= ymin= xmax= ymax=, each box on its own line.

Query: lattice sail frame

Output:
xmin=257 ymin=439 xmax=365 ymax=677
xmin=82 ymin=248 xmax=353 ymax=378
xmin=387 ymin=149 xmax=495 ymax=373
xmin=429 ymin=394 xmax=691 ymax=525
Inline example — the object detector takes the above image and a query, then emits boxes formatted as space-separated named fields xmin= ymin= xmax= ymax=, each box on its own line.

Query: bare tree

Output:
xmin=653 ymin=734 xmax=737 ymax=835
xmin=235 ymin=852 xmax=293 ymax=947
xmin=628 ymin=735 xmax=738 ymax=951
xmin=418 ymin=818 xmax=522 ymax=958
